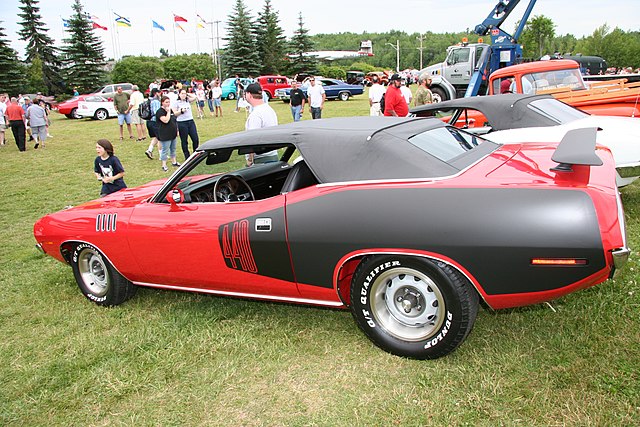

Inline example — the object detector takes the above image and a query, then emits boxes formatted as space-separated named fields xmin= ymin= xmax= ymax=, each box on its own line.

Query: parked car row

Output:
xmin=275 ymin=78 xmax=364 ymax=102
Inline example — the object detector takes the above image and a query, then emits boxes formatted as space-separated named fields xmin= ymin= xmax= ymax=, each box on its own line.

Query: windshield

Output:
xmin=526 ymin=68 xmax=586 ymax=93
xmin=527 ymin=99 xmax=588 ymax=124
xmin=408 ymin=126 xmax=490 ymax=163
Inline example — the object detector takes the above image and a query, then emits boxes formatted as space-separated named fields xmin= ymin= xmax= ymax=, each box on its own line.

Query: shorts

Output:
xmin=197 ymin=100 xmax=205 ymax=108
xmin=0 ymin=123 xmax=6 ymax=131
xmin=131 ymin=109 xmax=143 ymax=124
xmin=213 ymin=98 xmax=221 ymax=107
xmin=146 ymin=120 xmax=158 ymax=138
xmin=118 ymin=112 xmax=132 ymax=125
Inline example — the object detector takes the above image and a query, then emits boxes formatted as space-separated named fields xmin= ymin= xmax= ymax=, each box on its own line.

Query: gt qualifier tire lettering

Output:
xmin=222 ymin=220 xmax=258 ymax=273
xmin=70 ymin=243 xmax=137 ymax=306
xmin=350 ymin=256 xmax=479 ymax=359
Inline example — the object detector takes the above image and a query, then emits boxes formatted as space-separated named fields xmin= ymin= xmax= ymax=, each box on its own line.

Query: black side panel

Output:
xmin=285 ymin=188 xmax=606 ymax=295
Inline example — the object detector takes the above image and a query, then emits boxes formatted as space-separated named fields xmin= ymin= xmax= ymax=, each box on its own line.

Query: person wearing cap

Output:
xmin=383 ymin=74 xmax=409 ymax=117
xmin=307 ymin=77 xmax=326 ymax=119
xmin=244 ymin=83 xmax=279 ymax=166
xmin=414 ymin=75 xmax=434 ymax=106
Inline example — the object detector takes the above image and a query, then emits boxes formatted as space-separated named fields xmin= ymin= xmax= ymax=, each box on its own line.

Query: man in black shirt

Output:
xmin=289 ymin=81 xmax=306 ymax=122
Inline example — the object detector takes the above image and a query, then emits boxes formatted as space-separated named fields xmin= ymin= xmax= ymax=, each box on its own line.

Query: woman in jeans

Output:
xmin=175 ymin=89 xmax=200 ymax=161
xmin=155 ymin=96 xmax=179 ymax=172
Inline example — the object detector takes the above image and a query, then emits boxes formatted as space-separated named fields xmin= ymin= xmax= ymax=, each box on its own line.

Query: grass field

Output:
xmin=1 ymin=93 xmax=639 ymax=426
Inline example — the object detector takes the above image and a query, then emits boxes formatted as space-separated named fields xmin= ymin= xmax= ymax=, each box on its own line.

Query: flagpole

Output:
xmin=172 ymin=17 xmax=177 ymax=55
xmin=195 ymin=0 xmax=200 ymax=53
xmin=151 ymin=20 xmax=155 ymax=56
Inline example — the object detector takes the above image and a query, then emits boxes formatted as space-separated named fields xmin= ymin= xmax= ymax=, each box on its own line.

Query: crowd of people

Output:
xmin=2 ymin=74 xmax=436 ymax=197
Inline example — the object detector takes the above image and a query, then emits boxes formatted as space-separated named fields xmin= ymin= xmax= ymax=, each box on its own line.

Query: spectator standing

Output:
xmin=414 ymin=76 xmax=433 ymax=106
xmin=289 ymin=80 xmax=306 ymax=122
xmin=307 ymin=77 xmax=326 ymax=119
xmin=368 ymin=75 xmax=385 ymax=116
xmin=129 ymin=85 xmax=147 ymax=141
xmin=400 ymin=80 xmax=413 ymax=106
xmin=26 ymin=99 xmax=48 ymax=149
xmin=113 ymin=86 xmax=134 ymax=140
xmin=383 ymin=74 xmax=409 ymax=117
xmin=94 ymin=139 xmax=127 ymax=197
xmin=145 ymin=88 xmax=162 ymax=159
xmin=22 ymin=97 xmax=34 ymax=142
xmin=175 ymin=89 xmax=200 ymax=161
xmin=211 ymin=80 xmax=223 ymax=117
xmin=234 ymin=75 xmax=243 ymax=113
xmin=205 ymin=84 xmax=214 ymax=116
xmin=244 ymin=83 xmax=279 ymax=166
xmin=6 ymin=97 xmax=26 ymax=151
xmin=155 ymin=96 xmax=180 ymax=172
xmin=0 ymin=93 xmax=7 ymax=146
xmin=195 ymin=84 xmax=206 ymax=119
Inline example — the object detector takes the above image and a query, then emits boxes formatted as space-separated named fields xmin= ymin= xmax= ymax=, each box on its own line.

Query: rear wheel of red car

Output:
xmin=70 ymin=243 xmax=137 ymax=306
xmin=70 ymin=107 xmax=80 ymax=119
xmin=350 ymin=256 xmax=478 ymax=359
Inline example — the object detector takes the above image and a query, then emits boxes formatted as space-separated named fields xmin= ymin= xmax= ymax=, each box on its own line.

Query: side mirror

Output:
xmin=166 ymin=188 xmax=184 ymax=209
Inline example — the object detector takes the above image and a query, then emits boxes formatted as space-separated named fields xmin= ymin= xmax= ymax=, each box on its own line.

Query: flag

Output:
xmin=93 ymin=22 xmax=108 ymax=30
xmin=116 ymin=18 xmax=131 ymax=27
xmin=62 ymin=18 xmax=70 ymax=28
xmin=197 ymin=14 xmax=207 ymax=28
xmin=174 ymin=14 xmax=188 ymax=23
xmin=152 ymin=20 xmax=165 ymax=31
xmin=175 ymin=22 xmax=186 ymax=32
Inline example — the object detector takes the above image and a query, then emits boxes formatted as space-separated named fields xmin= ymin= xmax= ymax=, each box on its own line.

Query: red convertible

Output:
xmin=34 ymin=117 xmax=629 ymax=359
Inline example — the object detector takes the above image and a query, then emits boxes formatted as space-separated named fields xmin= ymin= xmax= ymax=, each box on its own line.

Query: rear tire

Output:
xmin=430 ymin=86 xmax=448 ymax=103
xmin=338 ymin=91 xmax=350 ymax=101
xmin=94 ymin=108 xmax=108 ymax=121
xmin=70 ymin=243 xmax=137 ymax=306
xmin=227 ymin=92 xmax=236 ymax=100
xmin=350 ymin=255 xmax=478 ymax=359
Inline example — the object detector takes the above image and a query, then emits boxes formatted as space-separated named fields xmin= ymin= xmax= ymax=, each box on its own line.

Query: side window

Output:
xmin=121 ymin=84 xmax=132 ymax=91
xmin=449 ymin=48 xmax=470 ymax=65
xmin=102 ymin=85 xmax=113 ymax=94
xmin=267 ymin=78 xmax=274 ymax=84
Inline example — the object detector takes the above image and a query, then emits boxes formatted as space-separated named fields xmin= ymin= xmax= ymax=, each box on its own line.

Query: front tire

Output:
xmin=350 ymin=256 xmax=478 ymax=359
xmin=70 ymin=243 xmax=137 ymax=306
xmin=94 ymin=108 xmax=108 ymax=121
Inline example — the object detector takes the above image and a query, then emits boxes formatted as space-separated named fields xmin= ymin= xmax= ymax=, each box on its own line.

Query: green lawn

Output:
xmin=1 ymin=93 xmax=639 ymax=426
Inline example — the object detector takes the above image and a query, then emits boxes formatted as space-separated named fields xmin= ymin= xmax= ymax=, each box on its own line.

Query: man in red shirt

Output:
xmin=6 ymin=97 xmax=26 ymax=151
xmin=383 ymin=74 xmax=409 ymax=117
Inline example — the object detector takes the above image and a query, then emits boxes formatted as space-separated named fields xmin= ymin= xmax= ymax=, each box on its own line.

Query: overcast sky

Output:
xmin=1 ymin=0 xmax=638 ymax=60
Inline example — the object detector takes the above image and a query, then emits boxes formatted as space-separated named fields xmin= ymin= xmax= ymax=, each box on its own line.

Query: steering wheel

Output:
xmin=213 ymin=174 xmax=255 ymax=202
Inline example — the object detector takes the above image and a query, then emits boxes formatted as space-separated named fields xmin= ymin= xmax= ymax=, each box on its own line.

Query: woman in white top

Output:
xmin=174 ymin=89 xmax=200 ymax=161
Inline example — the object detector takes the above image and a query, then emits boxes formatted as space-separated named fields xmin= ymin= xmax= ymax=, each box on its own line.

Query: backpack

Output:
xmin=379 ymin=93 xmax=385 ymax=113
xmin=138 ymin=98 xmax=152 ymax=120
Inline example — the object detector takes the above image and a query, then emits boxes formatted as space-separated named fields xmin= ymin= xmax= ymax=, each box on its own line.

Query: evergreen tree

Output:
xmin=17 ymin=0 xmax=63 ymax=94
xmin=255 ymin=0 xmax=287 ymax=75
xmin=60 ymin=0 xmax=106 ymax=94
xmin=223 ymin=0 xmax=260 ymax=77
xmin=288 ymin=13 xmax=317 ymax=75
xmin=0 ymin=23 xmax=28 ymax=95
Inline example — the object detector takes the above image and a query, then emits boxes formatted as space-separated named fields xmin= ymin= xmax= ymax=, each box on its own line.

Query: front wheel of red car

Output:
xmin=70 ymin=243 xmax=137 ymax=306
xmin=350 ymin=256 xmax=478 ymax=359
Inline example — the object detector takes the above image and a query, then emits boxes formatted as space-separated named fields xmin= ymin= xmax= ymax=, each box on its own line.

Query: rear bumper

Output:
xmin=611 ymin=247 xmax=631 ymax=278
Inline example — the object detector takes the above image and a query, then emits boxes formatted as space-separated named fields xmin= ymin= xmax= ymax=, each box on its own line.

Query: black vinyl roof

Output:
xmin=410 ymin=94 xmax=584 ymax=130
xmin=198 ymin=117 xmax=467 ymax=183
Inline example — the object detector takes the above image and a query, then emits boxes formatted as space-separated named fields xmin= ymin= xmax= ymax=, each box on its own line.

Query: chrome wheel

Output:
xmin=370 ymin=267 xmax=445 ymax=342
xmin=77 ymin=247 xmax=109 ymax=296
xmin=95 ymin=109 xmax=108 ymax=120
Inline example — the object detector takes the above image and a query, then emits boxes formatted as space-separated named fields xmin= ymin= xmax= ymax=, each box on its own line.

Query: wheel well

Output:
xmin=60 ymin=241 xmax=79 ymax=264
xmin=335 ymin=253 xmax=484 ymax=307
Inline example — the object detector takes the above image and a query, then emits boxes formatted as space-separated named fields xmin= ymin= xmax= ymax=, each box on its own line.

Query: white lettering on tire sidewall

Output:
xmin=359 ymin=260 xmax=401 ymax=329
xmin=72 ymin=243 xmax=109 ymax=302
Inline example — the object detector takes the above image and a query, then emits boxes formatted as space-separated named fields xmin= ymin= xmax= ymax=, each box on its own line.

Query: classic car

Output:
xmin=220 ymin=77 xmax=253 ymax=100
xmin=23 ymin=93 xmax=56 ymax=109
xmin=89 ymin=82 xmax=133 ymax=100
xmin=76 ymin=95 xmax=118 ymax=120
xmin=34 ymin=117 xmax=629 ymax=359
xmin=255 ymin=75 xmax=290 ymax=100
xmin=275 ymin=78 xmax=364 ymax=102
xmin=410 ymin=94 xmax=640 ymax=187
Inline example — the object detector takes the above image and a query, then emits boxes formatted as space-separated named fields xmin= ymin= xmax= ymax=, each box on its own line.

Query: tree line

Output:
xmin=1 ymin=0 xmax=638 ymax=97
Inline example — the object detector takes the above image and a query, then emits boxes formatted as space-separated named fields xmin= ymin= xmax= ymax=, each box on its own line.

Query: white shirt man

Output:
xmin=306 ymin=77 xmax=326 ymax=119
xmin=368 ymin=77 xmax=385 ymax=116
xmin=211 ymin=85 xmax=222 ymax=100
xmin=244 ymin=83 xmax=279 ymax=166
xmin=400 ymin=83 xmax=412 ymax=105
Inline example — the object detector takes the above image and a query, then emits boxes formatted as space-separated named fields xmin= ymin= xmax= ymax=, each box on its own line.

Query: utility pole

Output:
xmin=214 ymin=20 xmax=222 ymax=78
xmin=386 ymin=40 xmax=400 ymax=72
xmin=416 ymin=34 xmax=426 ymax=70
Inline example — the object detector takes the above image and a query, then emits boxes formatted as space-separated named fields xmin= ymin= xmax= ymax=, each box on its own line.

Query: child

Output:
xmin=94 ymin=139 xmax=127 ymax=197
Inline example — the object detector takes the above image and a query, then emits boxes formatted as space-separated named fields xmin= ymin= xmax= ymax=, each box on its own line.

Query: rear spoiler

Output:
xmin=551 ymin=127 xmax=603 ymax=172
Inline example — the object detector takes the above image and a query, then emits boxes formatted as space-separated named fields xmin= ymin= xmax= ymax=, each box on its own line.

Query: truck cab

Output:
xmin=422 ymin=43 xmax=490 ymax=98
